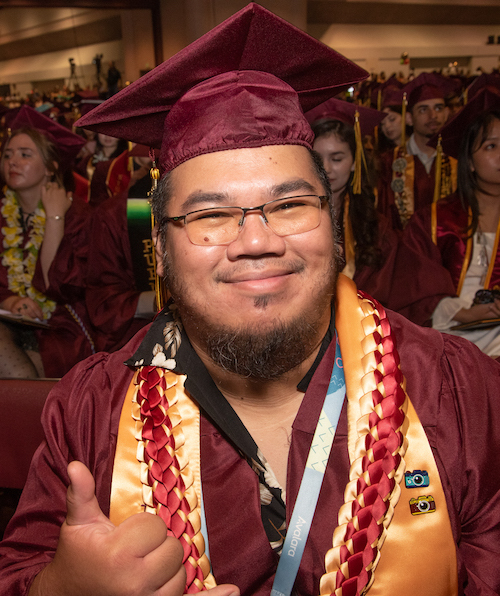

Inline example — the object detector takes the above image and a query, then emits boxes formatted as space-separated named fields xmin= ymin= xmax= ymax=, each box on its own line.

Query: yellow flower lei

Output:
xmin=1 ymin=188 xmax=56 ymax=320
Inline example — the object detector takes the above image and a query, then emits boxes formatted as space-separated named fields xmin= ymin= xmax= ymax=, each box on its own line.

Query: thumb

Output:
xmin=65 ymin=461 xmax=111 ymax=528
xmin=201 ymin=585 xmax=240 ymax=596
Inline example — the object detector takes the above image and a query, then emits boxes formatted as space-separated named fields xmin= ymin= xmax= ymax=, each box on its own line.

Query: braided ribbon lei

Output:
xmin=320 ymin=292 xmax=409 ymax=596
xmin=133 ymin=365 xmax=214 ymax=592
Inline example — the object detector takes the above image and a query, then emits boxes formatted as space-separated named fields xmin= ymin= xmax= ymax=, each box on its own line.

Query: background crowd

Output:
xmin=0 ymin=64 xmax=499 ymax=378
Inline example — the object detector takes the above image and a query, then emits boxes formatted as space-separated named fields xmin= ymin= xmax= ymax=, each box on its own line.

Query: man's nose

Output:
xmin=226 ymin=211 xmax=286 ymax=259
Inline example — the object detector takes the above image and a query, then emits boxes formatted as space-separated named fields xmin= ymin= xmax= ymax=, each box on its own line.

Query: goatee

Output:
xmin=203 ymin=315 xmax=329 ymax=381
xmin=161 ymin=242 xmax=338 ymax=381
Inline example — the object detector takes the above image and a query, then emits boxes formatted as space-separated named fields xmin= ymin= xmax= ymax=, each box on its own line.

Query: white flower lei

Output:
xmin=1 ymin=188 xmax=56 ymax=320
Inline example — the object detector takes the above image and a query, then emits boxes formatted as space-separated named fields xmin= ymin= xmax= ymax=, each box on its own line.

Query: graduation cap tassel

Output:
xmin=146 ymin=149 xmax=167 ymax=312
xmin=433 ymin=135 xmax=443 ymax=204
xmin=127 ymin=141 xmax=134 ymax=176
xmin=148 ymin=160 xmax=160 ymax=196
xmin=352 ymin=110 xmax=367 ymax=195
xmin=401 ymin=92 xmax=407 ymax=153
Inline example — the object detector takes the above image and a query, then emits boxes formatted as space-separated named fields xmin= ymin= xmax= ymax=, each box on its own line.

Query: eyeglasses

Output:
xmin=161 ymin=194 xmax=328 ymax=246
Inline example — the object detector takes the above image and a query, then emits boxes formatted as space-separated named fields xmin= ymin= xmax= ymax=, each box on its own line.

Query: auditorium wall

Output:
xmin=0 ymin=3 xmax=498 ymax=100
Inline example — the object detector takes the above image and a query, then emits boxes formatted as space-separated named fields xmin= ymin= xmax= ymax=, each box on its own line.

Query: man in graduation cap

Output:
xmin=1 ymin=5 xmax=499 ymax=596
xmin=377 ymin=73 xmax=458 ymax=230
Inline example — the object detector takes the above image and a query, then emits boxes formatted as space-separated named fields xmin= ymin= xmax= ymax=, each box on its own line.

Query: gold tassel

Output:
xmin=352 ymin=110 xmax=367 ymax=195
xmin=148 ymin=159 xmax=160 ymax=197
xmin=401 ymin=92 xmax=407 ymax=153
xmin=433 ymin=135 xmax=443 ymax=204
xmin=150 ymin=209 xmax=169 ymax=312
xmin=147 ymin=151 xmax=167 ymax=311
xmin=128 ymin=141 xmax=134 ymax=174
xmin=377 ymin=89 xmax=382 ymax=111
xmin=463 ymin=87 xmax=468 ymax=106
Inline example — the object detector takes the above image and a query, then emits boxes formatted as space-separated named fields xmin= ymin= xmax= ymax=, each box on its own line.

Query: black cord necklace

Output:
xmin=19 ymin=209 xmax=35 ymax=233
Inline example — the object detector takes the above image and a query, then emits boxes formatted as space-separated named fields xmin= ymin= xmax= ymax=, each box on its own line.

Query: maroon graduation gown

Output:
xmin=0 ymin=195 xmax=95 ymax=377
xmin=377 ymin=150 xmax=439 ymax=231
xmin=352 ymin=212 xmax=401 ymax=308
xmin=0 ymin=312 xmax=499 ymax=595
xmin=389 ymin=193 xmax=489 ymax=327
xmin=85 ymin=192 xmax=153 ymax=353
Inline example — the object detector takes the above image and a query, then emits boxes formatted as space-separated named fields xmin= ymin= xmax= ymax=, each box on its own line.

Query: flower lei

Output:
xmin=0 ymin=188 xmax=56 ymax=320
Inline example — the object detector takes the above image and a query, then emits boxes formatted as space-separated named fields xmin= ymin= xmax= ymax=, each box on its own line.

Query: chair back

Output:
xmin=0 ymin=379 xmax=58 ymax=489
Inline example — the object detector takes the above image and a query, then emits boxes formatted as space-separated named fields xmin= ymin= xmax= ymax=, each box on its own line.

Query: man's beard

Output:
xmin=161 ymin=246 xmax=338 ymax=381
xmin=202 ymin=314 xmax=329 ymax=381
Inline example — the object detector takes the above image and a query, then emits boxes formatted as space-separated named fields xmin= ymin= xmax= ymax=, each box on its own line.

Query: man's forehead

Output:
xmin=170 ymin=144 xmax=318 ymax=186
xmin=164 ymin=146 xmax=323 ymax=216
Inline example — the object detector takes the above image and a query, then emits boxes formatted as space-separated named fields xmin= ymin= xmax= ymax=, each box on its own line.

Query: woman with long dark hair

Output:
xmin=393 ymin=88 xmax=500 ymax=356
xmin=307 ymin=98 xmax=400 ymax=305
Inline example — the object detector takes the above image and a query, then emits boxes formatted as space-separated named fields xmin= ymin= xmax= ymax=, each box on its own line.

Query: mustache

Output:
xmin=213 ymin=259 xmax=306 ymax=283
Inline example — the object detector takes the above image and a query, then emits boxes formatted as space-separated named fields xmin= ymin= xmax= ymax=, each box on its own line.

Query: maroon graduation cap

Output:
xmin=304 ymin=97 xmax=387 ymax=137
xmin=7 ymin=105 xmax=85 ymax=165
xmin=403 ymin=72 xmax=457 ymax=110
xmin=466 ymin=73 xmax=500 ymax=102
xmin=427 ymin=86 xmax=500 ymax=159
xmin=75 ymin=2 xmax=368 ymax=173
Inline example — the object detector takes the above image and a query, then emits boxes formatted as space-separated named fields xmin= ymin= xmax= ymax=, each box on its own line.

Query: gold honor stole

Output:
xmin=109 ymin=275 xmax=457 ymax=595
xmin=431 ymin=203 xmax=500 ymax=295
xmin=391 ymin=147 xmax=415 ymax=228
xmin=342 ymin=194 xmax=356 ymax=280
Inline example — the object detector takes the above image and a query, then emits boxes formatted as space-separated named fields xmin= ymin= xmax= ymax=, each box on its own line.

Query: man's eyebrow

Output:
xmin=270 ymin=179 xmax=318 ymax=198
xmin=177 ymin=179 xmax=318 ymax=214
xmin=179 ymin=191 xmax=230 ymax=214
xmin=418 ymin=101 xmax=445 ymax=109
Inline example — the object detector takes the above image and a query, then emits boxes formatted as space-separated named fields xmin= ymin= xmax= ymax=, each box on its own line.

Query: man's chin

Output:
xmin=203 ymin=314 xmax=329 ymax=381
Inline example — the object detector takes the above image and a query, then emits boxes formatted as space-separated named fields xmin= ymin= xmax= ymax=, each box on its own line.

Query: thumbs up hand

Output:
xmin=28 ymin=462 xmax=240 ymax=596
xmin=28 ymin=461 xmax=186 ymax=596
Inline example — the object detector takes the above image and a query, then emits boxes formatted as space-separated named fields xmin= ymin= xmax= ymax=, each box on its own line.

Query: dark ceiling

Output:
xmin=0 ymin=0 xmax=498 ymax=26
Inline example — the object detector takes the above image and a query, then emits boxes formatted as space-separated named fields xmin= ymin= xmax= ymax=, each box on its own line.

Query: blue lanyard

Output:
xmin=198 ymin=337 xmax=345 ymax=594
xmin=271 ymin=338 xmax=345 ymax=596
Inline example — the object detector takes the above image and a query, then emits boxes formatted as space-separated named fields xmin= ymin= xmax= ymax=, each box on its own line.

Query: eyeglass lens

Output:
xmin=185 ymin=195 xmax=322 ymax=246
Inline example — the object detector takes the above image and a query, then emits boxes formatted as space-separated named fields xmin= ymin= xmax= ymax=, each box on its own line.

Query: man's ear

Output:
xmin=405 ymin=111 xmax=413 ymax=127
xmin=152 ymin=223 xmax=164 ymax=277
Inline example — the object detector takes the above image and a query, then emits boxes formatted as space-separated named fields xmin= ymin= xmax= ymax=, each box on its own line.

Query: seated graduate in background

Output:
xmin=86 ymin=144 xmax=158 ymax=353
xmin=0 ymin=106 xmax=95 ymax=378
xmin=306 ymin=98 xmax=400 ymax=307
xmin=391 ymin=86 xmax=500 ymax=357
xmin=377 ymin=73 xmax=458 ymax=230
xmin=369 ymin=78 xmax=406 ymax=153
xmin=75 ymin=131 xmax=129 ymax=205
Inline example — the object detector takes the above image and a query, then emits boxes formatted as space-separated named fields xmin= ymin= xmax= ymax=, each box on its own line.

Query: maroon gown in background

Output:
xmin=377 ymin=150 xmax=440 ymax=231
xmin=389 ymin=193 xmax=479 ymax=327
xmin=352 ymin=212 xmax=401 ymax=308
xmin=86 ymin=191 xmax=153 ymax=353
xmin=0 ymin=308 xmax=499 ymax=595
xmin=0 ymin=195 xmax=95 ymax=377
